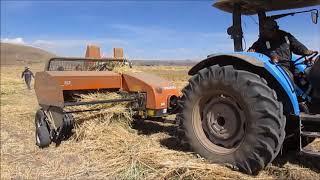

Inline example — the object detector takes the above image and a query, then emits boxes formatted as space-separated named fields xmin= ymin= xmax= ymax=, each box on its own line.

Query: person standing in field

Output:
xmin=21 ymin=67 xmax=34 ymax=90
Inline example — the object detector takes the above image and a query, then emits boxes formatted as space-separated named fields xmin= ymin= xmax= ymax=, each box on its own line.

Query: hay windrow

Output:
xmin=63 ymin=120 xmax=250 ymax=179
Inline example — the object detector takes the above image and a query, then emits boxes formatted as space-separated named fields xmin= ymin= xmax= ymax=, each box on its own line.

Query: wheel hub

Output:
xmin=202 ymin=96 xmax=245 ymax=149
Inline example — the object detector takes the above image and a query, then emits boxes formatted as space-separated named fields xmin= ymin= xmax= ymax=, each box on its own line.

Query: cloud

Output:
xmin=32 ymin=40 xmax=56 ymax=49
xmin=27 ymin=38 xmax=130 ymax=57
xmin=1 ymin=1 xmax=34 ymax=10
xmin=110 ymin=24 xmax=175 ymax=36
xmin=1 ymin=37 xmax=26 ymax=45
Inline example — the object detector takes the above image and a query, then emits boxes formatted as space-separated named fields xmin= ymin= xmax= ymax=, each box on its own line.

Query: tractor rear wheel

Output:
xmin=178 ymin=65 xmax=285 ymax=175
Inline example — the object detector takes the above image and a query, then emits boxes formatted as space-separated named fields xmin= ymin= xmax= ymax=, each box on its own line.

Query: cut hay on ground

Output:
xmin=64 ymin=93 xmax=251 ymax=179
xmin=1 ymin=64 xmax=320 ymax=179
xmin=64 ymin=121 xmax=252 ymax=180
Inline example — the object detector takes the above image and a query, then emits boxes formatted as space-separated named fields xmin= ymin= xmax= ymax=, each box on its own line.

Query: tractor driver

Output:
xmin=248 ymin=18 xmax=317 ymax=72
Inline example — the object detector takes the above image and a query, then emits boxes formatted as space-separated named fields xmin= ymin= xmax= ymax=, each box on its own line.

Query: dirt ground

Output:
xmin=1 ymin=64 xmax=319 ymax=179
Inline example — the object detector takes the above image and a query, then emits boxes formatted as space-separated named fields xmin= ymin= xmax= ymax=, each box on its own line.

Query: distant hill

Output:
xmin=132 ymin=59 xmax=198 ymax=66
xmin=0 ymin=42 xmax=198 ymax=66
xmin=0 ymin=43 xmax=55 ymax=65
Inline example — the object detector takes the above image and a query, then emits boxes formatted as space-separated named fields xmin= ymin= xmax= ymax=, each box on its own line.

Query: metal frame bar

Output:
xmin=232 ymin=4 xmax=243 ymax=52
xmin=64 ymin=98 xmax=137 ymax=107
xmin=46 ymin=57 xmax=129 ymax=71
xmin=258 ymin=11 xmax=267 ymax=36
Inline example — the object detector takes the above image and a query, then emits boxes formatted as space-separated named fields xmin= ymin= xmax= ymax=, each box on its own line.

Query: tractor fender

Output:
xmin=189 ymin=53 xmax=264 ymax=75
xmin=188 ymin=52 xmax=300 ymax=115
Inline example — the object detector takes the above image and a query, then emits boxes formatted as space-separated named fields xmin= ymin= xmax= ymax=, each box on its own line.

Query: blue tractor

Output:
xmin=177 ymin=0 xmax=320 ymax=175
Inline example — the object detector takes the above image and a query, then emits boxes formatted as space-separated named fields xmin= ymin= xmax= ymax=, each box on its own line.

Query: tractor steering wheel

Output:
xmin=293 ymin=51 xmax=318 ymax=66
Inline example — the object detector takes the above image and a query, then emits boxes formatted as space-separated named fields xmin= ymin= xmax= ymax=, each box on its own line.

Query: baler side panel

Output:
xmin=35 ymin=71 xmax=123 ymax=108
xmin=48 ymin=71 xmax=122 ymax=91
xmin=35 ymin=72 xmax=64 ymax=108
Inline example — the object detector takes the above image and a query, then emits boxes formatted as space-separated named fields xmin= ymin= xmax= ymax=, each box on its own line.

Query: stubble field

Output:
xmin=1 ymin=64 xmax=319 ymax=179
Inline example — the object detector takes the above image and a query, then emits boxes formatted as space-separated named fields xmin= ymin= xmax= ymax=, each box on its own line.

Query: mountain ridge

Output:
xmin=1 ymin=43 xmax=56 ymax=65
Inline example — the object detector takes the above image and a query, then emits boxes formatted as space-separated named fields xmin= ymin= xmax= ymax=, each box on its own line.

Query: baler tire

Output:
xmin=36 ymin=125 xmax=51 ymax=148
xmin=179 ymin=65 xmax=285 ymax=175
xmin=35 ymin=109 xmax=46 ymax=128
xmin=63 ymin=113 xmax=74 ymax=139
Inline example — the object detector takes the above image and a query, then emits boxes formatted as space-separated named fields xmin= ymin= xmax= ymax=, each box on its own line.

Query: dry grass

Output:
xmin=112 ymin=64 xmax=142 ymax=74
xmin=1 ymin=64 xmax=319 ymax=179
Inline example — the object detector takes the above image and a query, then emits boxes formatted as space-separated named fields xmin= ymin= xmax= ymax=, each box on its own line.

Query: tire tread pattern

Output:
xmin=176 ymin=65 xmax=286 ymax=175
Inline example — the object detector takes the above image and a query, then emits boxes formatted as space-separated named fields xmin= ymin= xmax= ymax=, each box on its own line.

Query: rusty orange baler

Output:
xmin=34 ymin=57 xmax=180 ymax=147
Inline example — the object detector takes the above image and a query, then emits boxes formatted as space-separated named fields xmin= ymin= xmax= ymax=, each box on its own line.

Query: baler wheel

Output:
xmin=179 ymin=65 xmax=285 ymax=175
xmin=63 ymin=114 xmax=74 ymax=139
xmin=35 ymin=109 xmax=47 ymax=128
xmin=36 ymin=126 xmax=51 ymax=148
xmin=35 ymin=110 xmax=51 ymax=148
xmin=54 ymin=113 xmax=75 ymax=144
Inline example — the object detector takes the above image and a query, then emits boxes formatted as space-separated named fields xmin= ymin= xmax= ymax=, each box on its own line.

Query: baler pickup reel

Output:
xmin=35 ymin=92 xmax=144 ymax=147
xmin=34 ymin=57 xmax=180 ymax=148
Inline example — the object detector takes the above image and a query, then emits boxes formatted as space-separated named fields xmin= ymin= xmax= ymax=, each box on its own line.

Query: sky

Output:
xmin=1 ymin=0 xmax=319 ymax=60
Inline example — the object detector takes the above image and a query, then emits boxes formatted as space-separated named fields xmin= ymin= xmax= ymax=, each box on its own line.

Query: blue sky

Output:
xmin=1 ymin=1 xmax=319 ymax=60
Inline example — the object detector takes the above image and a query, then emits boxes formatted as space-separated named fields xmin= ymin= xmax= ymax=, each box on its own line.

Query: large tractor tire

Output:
xmin=178 ymin=65 xmax=285 ymax=175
